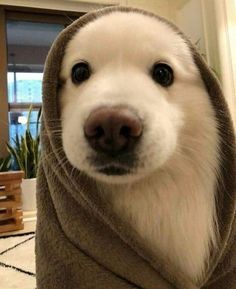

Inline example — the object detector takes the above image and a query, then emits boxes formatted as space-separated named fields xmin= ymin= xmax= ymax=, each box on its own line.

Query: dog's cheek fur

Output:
xmin=137 ymin=100 xmax=183 ymax=173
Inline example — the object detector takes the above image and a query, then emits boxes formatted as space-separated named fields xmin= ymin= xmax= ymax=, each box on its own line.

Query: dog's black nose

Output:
xmin=84 ymin=107 xmax=142 ymax=155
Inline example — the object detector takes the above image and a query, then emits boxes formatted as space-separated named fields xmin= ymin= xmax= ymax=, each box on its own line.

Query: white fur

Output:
xmin=59 ymin=12 xmax=220 ymax=283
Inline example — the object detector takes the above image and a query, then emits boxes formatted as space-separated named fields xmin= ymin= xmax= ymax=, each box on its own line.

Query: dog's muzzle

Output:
xmin=84 ymin=106 xmax=142 ymax=175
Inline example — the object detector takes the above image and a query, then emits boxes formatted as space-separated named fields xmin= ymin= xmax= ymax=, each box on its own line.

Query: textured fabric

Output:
xmin=36 ymin=6 xmax=236 ymax=289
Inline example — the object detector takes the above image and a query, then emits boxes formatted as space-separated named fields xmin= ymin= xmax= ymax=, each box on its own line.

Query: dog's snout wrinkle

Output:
xmin=84 ymin=107 xmax=142 ymax=154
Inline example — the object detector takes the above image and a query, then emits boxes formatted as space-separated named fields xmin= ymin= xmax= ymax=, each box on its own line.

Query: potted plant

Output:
xmin=7 ymin=105 xmax=41 ymax=211
xmin=0 ymin=155 xmax=12 ymax=172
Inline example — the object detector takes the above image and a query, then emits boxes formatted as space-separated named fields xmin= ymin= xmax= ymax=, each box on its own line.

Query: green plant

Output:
xmin=0 ymin=155 xmax=12 ymax=172
xmin=7 ymin=105 xmax=42 ymax=178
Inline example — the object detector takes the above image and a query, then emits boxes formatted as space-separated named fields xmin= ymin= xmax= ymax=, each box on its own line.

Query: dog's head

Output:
xmin=59 ymin=11 xmax=218 ymax=184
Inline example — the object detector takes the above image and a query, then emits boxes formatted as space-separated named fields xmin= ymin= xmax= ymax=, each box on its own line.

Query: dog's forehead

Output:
xmin=78 ymin=12 xmax=180 ymax=45
xmin=61 ymin=12 xmax=195 ymax=78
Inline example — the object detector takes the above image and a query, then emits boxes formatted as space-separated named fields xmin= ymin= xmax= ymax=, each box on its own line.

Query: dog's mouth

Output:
xmin=89 ymin=152 xmax=137 ymax=176
xmin=97 ymin=165 xmax=131 ymax=176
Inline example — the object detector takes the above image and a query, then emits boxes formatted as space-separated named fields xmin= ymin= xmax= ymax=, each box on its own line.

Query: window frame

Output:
xmin=0 ymin=5 xmax=84 ymax=157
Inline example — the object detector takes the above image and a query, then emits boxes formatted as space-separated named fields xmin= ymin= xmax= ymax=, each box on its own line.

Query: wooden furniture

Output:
xmin=0 ymin=171 xmax=24 ymax=233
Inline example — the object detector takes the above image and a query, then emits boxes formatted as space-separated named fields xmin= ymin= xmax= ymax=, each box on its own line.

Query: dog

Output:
xmin=58 ymin=11 xmax=220 ymax=283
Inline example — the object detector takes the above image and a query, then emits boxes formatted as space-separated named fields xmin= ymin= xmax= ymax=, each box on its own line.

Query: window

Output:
xmin=0 ymin=7 xmax=84 ymax=155
xmin=6 ymin=20 xmax=64 ymax=142
xmin=8 ymin=72 xmax=43 ymax=103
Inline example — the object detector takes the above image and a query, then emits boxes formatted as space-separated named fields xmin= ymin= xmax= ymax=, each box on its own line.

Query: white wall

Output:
xmin=214 ymin=0 xmax=236 ymax=127
xmin=122 ymin=0 xmax=172 ymax=19
xmin=225 ymin=0 xmax=236 ymax=105
xmin=175 ymin=0 xmax=206 ymax=59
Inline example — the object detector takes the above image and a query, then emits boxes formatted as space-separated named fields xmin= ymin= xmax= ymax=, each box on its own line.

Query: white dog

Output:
xmin=59 ymin=11 xmax=219 ymax=284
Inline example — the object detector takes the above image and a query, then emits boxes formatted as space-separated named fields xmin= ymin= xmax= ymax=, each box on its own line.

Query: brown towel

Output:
xmin=36 ymin=6 xmax=236 ymax=289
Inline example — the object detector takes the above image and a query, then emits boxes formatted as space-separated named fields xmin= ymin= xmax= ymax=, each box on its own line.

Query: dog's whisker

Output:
xmin=41 ymin=131 xmax=62 ymax=136
xmin=41 ymin=147 xmax=64 ymax=161
xmin=53 ymin=156 xmax=69 ymax=171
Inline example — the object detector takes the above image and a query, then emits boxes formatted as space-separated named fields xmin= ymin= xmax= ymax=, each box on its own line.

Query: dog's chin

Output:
xmin=97 ymin=165 xmax=131 ymax=176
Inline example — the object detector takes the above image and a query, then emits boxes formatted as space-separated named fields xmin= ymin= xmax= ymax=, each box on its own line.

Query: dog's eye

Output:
xmin=71 ymin=62 xmax=90 ymax=84
xmin=152 ymin=63 xmax=174 ymax=87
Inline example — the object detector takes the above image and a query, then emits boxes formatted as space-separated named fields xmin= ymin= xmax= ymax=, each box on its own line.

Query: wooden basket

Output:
xmin=0 ymin=171 xmax=24 ymax=233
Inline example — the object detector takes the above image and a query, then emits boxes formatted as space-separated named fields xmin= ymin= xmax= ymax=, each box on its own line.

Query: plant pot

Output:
xmin=21 ymin=178 xmax=37 ymax=211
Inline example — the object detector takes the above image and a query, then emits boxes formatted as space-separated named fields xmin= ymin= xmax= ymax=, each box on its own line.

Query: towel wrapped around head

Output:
xmin=36 ymin=6 xmax=236 ymax=289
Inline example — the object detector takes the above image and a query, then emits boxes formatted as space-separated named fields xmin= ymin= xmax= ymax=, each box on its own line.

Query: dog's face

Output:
xmin=59 ymin=12 xmax=215 ymax=184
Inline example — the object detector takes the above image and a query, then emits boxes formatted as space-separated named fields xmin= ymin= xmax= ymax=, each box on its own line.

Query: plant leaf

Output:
xmin=6 ymin=104 xmax=41 ymax=178
xmin=7 ymin=143 xmax=24 ymax=172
